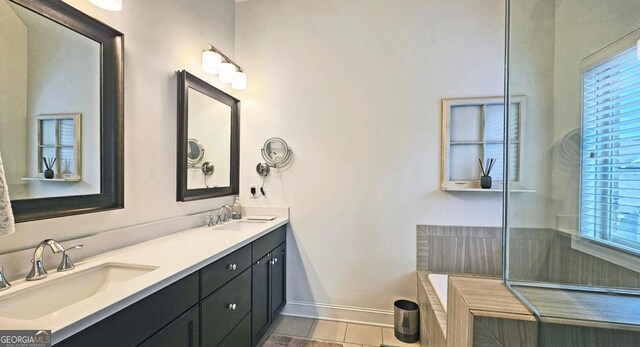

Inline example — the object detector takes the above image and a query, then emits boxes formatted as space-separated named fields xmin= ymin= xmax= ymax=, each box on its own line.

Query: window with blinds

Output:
xmin=581 ymin=40 xmax=640 ymax=254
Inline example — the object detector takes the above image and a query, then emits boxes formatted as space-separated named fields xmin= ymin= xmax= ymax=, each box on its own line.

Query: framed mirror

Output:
xmin=177 ymin=71 xmax=239 ymax=201
xmin=0 ymin=0 xmax=124 ymax=223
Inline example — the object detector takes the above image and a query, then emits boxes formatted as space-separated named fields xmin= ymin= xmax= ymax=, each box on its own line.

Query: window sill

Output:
xmin=571 ymin=236 xmax=640 ymax=273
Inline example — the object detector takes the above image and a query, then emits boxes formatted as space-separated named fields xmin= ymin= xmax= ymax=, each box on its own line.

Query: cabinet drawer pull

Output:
xmin=228 ymin=303 xmax=237 ymax=310
xmin=228 ymin=264 xmax=237 ymax=270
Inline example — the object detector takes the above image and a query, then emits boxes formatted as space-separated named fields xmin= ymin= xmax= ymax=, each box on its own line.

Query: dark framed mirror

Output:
xmin=177 ymin=71 xmax=239 ymax=201
xmin=1 ymin=0 xmax=124 ymax=223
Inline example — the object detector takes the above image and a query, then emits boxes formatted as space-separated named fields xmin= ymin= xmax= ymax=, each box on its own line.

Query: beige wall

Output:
xmin=236 ymin=0 xmax=513 ymax=323
xmin=0 ymin=0 xmax=237 ymax=253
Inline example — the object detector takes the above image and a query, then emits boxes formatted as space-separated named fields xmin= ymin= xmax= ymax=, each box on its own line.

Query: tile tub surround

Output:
xmin=416 ymin=225 xmax=502 ymax=277
xmin=508 ymin=228 xmax=640 ymax=289
xmin=0 ymin=210 xmax=288 ymax=344
xmin=416 ymin=272 xmax=537 ymax=347
xmin=417 ymin=272 xmax=446 ymax=347
xmin=513 ymin=285 xmax=640 ymax=331
xmin=417 ymin=225 xmax=640 ymax=289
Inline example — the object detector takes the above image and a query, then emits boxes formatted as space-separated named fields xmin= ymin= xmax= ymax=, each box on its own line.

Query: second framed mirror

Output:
xmin=177 ymin=70 xmax=239 ymax=201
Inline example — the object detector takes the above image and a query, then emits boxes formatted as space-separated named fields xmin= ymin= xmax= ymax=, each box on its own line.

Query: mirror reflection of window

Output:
xmin=186 ymin=88 xmax=232 ymax=190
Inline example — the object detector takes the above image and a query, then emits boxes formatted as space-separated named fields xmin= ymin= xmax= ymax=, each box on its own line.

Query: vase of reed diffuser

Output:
xmin=479 ymin=157 xmax=496 ymax=189
xmin=480 ymin=175 xmax=492 ymax=189
xmin=43 ymin=157 xmax=56 ymax=179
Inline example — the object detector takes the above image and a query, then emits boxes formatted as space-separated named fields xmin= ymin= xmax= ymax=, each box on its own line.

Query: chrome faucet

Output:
xmin=216 ymin=205 xmax=232 ymax=224
xmin=27 ymin=239 xmax=65 ymax=281
xmin=0 ymin=266 xmax=11 ymax=291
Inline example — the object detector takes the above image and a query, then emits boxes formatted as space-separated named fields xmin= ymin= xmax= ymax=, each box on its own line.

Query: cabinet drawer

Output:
xmin=201 ymin=244 xmax=251 ymax=298
xmin=138 ymin=305 xmax=199 ymax=347
xmin=201 ymin=269 xmax=251 ymax=347
xmin=252 ymin=225 xmax=286 ymax=263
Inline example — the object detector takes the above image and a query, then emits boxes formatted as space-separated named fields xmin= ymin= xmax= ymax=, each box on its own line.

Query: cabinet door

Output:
xmin=270 ymin=243 xmax=286 ymax=319
xmin=138 ymin=305 xmax=199 ymax=347
xmin=252 ymin=252 xmax=272 ymax=345
xmin=219 ymin=313 xmax=252 ymax=347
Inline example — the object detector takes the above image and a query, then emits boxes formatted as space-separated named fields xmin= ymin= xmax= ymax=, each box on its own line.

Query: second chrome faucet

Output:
xmin=207 ymin=205 xmax=232 ymax=227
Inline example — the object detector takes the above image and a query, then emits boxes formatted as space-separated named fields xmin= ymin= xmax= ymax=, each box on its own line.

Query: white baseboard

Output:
xmin=281 ymin=301 xmax=394 ymax=327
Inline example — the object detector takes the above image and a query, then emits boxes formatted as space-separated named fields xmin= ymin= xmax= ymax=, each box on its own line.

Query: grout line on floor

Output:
xmin=304 ymin=318 xmax=315 ymax=337
xmin=342 ymin=321 xmax=348 ymax=342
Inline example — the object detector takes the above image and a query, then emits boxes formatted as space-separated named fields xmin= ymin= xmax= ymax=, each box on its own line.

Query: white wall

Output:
xmin=236 ymin=0 xmax=511 ymax=323
xmin=0 ymin=0 xmax=238 ymax=254
xmin=549 ymin=0 xmax=640 ymax=225
xmin=0 ymin=0 xmax=28 ymax=198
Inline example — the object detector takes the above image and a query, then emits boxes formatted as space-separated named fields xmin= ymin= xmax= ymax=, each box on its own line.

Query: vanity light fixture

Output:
xmin=637 ymin=39 xmax=640 ymax=60
xmin=88 ymin=0 xmax=122 ymax=11
xmin=202 ymin=44 xmax=247 ymax=90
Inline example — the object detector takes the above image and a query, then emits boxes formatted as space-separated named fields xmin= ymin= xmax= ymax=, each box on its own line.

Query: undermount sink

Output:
xmin=213 ymin=220 xmax=267 ymax=231
xmin=0 ymin=263 xmax=157 ymax=320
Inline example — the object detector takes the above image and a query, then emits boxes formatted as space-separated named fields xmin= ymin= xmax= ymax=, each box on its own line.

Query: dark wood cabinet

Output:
xmin=139 ymin=305 xmax=200 ymax=347
xmin=251 ymin=227 xmax=287 ymax=346
xmin=270 ymin=243 xmax=286 ymax=318
xmin=252 ymin=252 xmax=272 ymax=342
xmin=55 ymin=225 xmax=287 ymax=347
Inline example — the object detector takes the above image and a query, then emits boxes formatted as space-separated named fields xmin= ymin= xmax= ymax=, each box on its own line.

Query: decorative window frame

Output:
xmin=441 ymin=96 xmax=530 ymax=192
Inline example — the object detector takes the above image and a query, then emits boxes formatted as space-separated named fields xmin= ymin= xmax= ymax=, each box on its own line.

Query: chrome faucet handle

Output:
xmin=58 ymin=245 xmax=83 ymax=272
xmin=0 ymin=266 xmax=11 ymax=291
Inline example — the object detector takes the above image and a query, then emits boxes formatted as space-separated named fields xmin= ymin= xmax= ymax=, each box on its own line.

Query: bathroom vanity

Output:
xmin=0 ymin=216 xmax=288 ymax=346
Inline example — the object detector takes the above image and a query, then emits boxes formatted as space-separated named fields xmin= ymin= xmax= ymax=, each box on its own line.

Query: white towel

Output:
xmin=0 ymin=151 xmax=15 ymax=236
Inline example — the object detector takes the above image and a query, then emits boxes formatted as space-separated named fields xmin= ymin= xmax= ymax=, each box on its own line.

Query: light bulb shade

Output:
xmin=637 ymin=39 xmax=640 ymax=61
xmin=89 ymin=0 xmax=122 ymax=11
xmin=219 ymin=63 xmax=237 ymax=83
xmin=231 ymin=72 xmax=247 ymax=90
xmin=202 ymin=50 xmax=222 ymax=75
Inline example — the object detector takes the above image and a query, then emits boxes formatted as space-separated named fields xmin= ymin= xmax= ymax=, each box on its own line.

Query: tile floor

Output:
xmin=259 ymin=315 xmax=420 ymax=347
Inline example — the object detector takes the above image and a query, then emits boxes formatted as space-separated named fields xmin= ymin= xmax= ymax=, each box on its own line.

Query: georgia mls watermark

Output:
xmin=0 ymin=330 xmax=51 ymax=347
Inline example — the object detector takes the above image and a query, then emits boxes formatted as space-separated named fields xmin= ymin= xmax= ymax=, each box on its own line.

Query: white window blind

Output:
xmin=581 ymin=42 xmax=640 ymax=253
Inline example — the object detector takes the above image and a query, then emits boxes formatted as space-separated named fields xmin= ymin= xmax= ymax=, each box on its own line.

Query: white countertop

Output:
xmin=0 ymin=215 xmax=288 ymax=344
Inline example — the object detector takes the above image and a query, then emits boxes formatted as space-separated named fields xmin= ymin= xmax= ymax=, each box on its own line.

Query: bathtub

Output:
xmin=427 ymin=274 xmax=448 ymax=313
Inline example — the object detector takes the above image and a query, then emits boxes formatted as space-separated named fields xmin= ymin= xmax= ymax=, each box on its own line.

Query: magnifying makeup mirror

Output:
xmin=187 ymin=138 xmax=205 ymax=168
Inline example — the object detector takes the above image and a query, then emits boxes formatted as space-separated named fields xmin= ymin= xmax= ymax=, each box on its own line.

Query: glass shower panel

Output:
xmin=505 ymin=0 xmax=640 ymax=324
